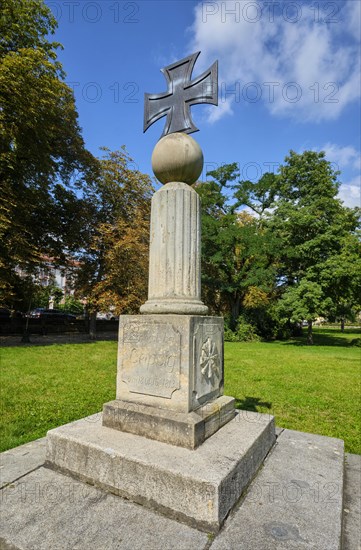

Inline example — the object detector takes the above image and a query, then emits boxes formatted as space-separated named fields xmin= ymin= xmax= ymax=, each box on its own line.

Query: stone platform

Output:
xmin=46 ymin=410 xmax=275 ymax=533
xmin=1 ymin=427 xmax=357 ymax=550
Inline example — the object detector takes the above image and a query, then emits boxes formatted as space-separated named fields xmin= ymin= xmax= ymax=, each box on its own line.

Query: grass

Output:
xmin=225 ymin=327 xmax=361 ymax=454
xmin=0 ymin=341 xmax=117 ymax=452
xmin=0 ymin=327 xmax=360 ymax=454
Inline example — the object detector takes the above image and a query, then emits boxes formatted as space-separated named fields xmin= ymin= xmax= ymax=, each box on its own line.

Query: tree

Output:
xmin=75 ymin=148 xmax=154 ymax=338
xmin=270 ymin=150 xmax=360 ymax=341
xmin=271 ymin=150 xmax=344 ymax=281
xmin=199 ymin=152 xmax=360 ymax=341
xmin=316 ymin=233 xmax=361 ymax=331
xmin=277 ymin=280 xmax=332 ymax=345
xmin=0 ymin=0 xmax=96 ymax=308
xmin=196 ymin=165 xmax=279 ymax=331
xmin=233 ymin=172 xmax=278 ymax=220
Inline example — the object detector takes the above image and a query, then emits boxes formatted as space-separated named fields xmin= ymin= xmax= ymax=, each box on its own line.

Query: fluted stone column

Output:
xmin=140 ymin=133 xmax=208 ymax=315
xmin=140 ymin=181 xmax=208 ymax=314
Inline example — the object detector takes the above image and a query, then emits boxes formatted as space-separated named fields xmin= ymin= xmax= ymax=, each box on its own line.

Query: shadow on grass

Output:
xmin=235 ymin=396 xmax=272 ymax=412
xmin=267 ymin=328 xmax=361 ymax=348
xmin=288 ymin=334 xmax=359 ymax=348
xmin=0 ymin=333 xmax=118 ymax=348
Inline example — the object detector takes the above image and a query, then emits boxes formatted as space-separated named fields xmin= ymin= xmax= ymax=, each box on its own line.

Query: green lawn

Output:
xmin=225 ymin=328 xmax=361 ymax=454
xmin=0 ymin=341 xmax=117 ymax=452
xmin=1 ymin=328 xmax=360 ymax=453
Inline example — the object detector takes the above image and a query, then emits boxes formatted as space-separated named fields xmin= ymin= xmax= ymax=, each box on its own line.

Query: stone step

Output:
xmin=210 ymin=428 xmax=345 ymax=550
xmin=45 ymin=410 xmax=276 ymax=533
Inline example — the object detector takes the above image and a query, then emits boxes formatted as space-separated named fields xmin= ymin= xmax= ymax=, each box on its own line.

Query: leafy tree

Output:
xmin=316 ymin=233 xmax=361 ymax=330
xmin=0 ymin=0 xmax=96 ymax=308
xmin=58 ymin=296 xmax=84 ymax=315
xmin=199 ymin=153 xmax=360 ymax=341
xmin=277 ymin=280 xmax=332 ymax=345
xmin=270 ymin=150 xmax=360 ymax=341
xmin=271 ymin=150 xmax=344 ymax=282
xmin=196 ymin=166 xmax=278 ymax=331
xmin=0 ymin=0 xmax=60 ymax=56
xmin=234 ymin=172 xmax=277 ymax=219
xmin=75 ymin=148 xmax=154 ymax=338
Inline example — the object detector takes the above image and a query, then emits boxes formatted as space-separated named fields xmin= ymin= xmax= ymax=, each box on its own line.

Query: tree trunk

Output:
xmin=89 ymin=311 xmax=97 ymax=340
xmin=21 ymin=316 xmax=31 ymax=343
xmin=230 ymin=295 xmax=241 ymax=331
xmin=340 ymin=318 xmax=345 ymax=332
xmin=307 ymin=320 xmax=313 ymax=345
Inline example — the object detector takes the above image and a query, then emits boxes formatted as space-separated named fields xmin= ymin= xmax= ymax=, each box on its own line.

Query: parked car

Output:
xmin=96 ymin=312 xmax=118 ymax=320
xmin=26 ymin=308 xmax=76 ymax=323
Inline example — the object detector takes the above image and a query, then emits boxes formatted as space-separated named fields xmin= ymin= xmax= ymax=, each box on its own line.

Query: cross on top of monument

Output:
xmin=144 ymin=51 xmax=218 ymax=138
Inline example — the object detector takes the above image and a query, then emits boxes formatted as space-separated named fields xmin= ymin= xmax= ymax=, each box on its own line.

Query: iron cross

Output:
xmin=144 ymin=51 xmax=218 ymax=138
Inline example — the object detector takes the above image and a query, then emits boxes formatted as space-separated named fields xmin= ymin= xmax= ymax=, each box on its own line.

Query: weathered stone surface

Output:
xmin=46 ymin=411 xmax=276 ymax=532
xmin=0 ymin=467 xmax=209 ymax=550
xmin=342 ymin=453 xmax=361 ymax=550
xmin=102 ymin=395 xmax=235 ymax=449
xmin=210 ymin=428 xmax=345 ymax=550
xmin=116 ymin=315 xmax=224 ymax=413
xmin=151 ymin=132 xmax=204 ymax=185
xmin=0 ymin=438 xmax=46 ymax=489
xmin=2 ymin=427 xmax=355 ymax=549
xmin=140 ymin=182 xmax=208 ymax=315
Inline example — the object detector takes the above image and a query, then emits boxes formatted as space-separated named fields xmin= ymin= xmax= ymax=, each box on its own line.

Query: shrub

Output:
xmin=58 ymin=296 xmax=84 ymax=315
xmin=224 ymin=318 xmax=260 ymax=342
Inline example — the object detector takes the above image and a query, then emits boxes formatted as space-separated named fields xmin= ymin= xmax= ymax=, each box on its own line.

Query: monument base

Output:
xmin=46 ymin=411 xmax=276 ymax=533
xmin=103 ymin=395 xmax=235 ymax=449
xmin=116 ymin=314 xmax=225 ymax=413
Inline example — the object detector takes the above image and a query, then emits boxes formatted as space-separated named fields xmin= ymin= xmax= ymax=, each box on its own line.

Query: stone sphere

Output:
xmin=151 ymin=132 xmax=204 ymax=185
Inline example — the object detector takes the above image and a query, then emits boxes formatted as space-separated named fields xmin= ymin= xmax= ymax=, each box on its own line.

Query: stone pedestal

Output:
xmin=102 ymin=314 xmax=235 ymax=448
xmin=114 ymin=315 xmax=224 ymax=411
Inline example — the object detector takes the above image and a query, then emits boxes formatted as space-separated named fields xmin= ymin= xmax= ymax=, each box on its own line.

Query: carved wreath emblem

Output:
xmin=200 ymin=337 xmax=219 ymax=380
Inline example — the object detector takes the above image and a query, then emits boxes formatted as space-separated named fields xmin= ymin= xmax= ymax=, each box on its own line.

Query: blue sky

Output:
xmin=47 ymin=0 xmax=360 ymax=207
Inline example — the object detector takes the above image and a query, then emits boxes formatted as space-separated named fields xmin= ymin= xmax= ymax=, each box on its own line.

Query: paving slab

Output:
xmin=0 ymin=466 xmax=209 ymax=550
xmin=343 ymin=453 xmax=361 ymax=550
xmin=46 ymin=410 xmax=276 ymax=532
xmin=210 ymin=429 xmax=344 ymax=550
xmin=1 ymin=428 xmax=357 ymax=550
xmin=0 ymin=438 xmax=47 ymax=489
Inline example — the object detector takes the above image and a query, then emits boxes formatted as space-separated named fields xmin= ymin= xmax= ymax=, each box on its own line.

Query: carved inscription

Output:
xmin=121 ymin=322 xmax=181 ymax=398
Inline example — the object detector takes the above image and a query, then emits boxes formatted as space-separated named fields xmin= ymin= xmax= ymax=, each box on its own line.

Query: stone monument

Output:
xmin=46 ymin=52 xmax=276 ymax=533
xmin=103 ymin=52 xmax=235 ymax=449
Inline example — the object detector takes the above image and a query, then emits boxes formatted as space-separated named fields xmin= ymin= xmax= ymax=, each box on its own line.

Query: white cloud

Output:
xmin=207 ymin=97 xmax=233 ymax=123
xmin=338 ymin=176 xmax=361 ymax=208
xmin=189 ymin=0 xmax=360 ymax=123
xmin=345 ymin=0 xmax=361 ymax=42
xmin=322 ymin=143 xmax=361 ymax=171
